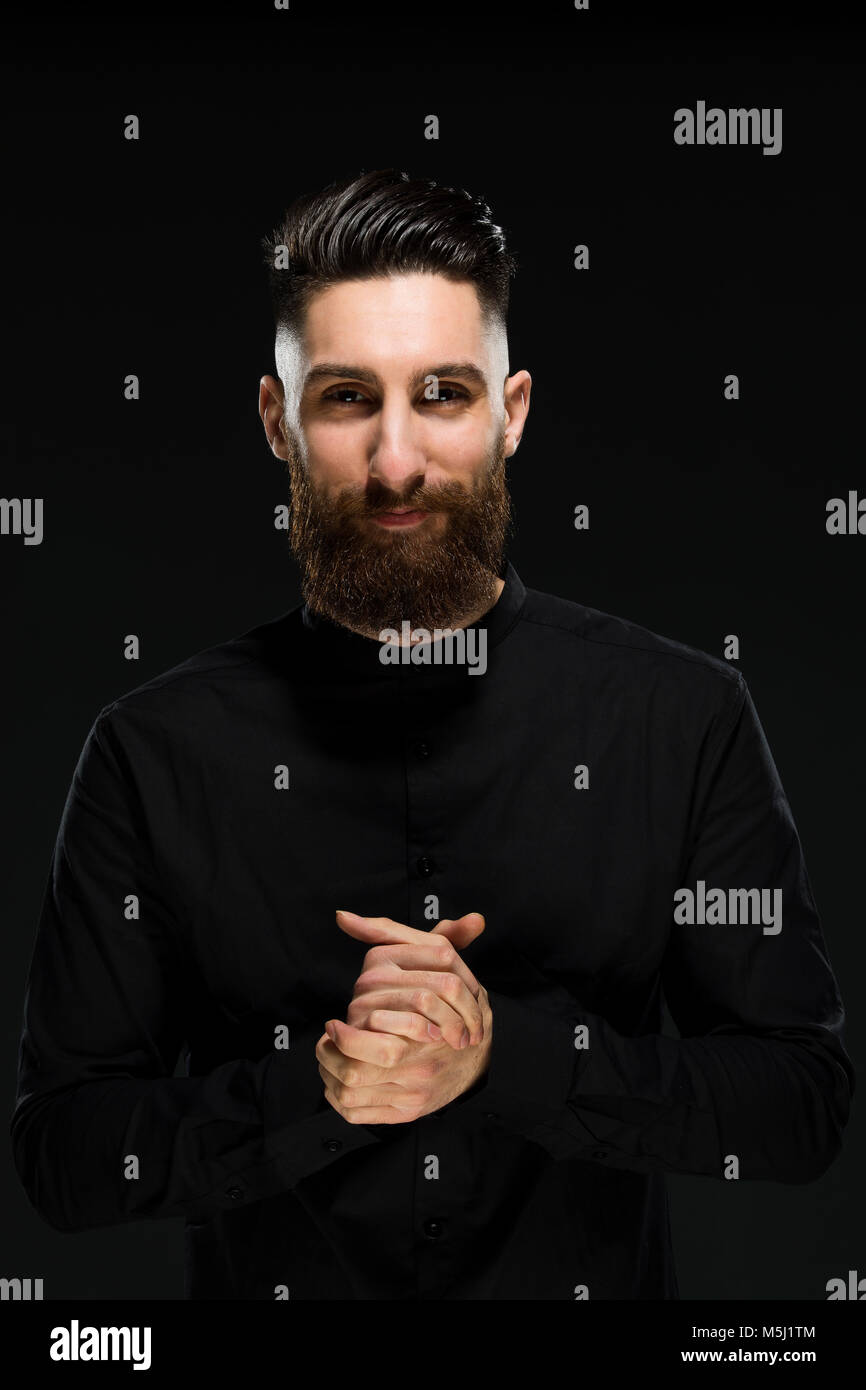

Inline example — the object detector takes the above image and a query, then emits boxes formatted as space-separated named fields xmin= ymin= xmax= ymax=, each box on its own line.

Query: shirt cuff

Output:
xmin=211 ymin=1029 xmax=385 ymax=1210
xmin=453 ymin=988 xmax=579 ymax=1134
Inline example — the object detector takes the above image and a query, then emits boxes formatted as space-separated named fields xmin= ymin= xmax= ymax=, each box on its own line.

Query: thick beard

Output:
xmin=284 ymin=424 xmax=512 ymax=634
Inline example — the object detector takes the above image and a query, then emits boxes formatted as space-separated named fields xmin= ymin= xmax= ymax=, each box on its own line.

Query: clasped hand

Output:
xmin=315 ymin=910 xmax=493 ymax=1124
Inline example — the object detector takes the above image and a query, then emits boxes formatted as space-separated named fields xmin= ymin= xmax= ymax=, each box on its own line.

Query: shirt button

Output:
xmin=323 ymin=1139 xmax=343 ymax=1152
xmin=423 ymin=1218 xmax=447 ymax=1239
xmin=414 ymin=740 xmax=431 ymax=758
xmin=416 ymin=856 xmax=436 ymax=877
xmin=592 ymin=1148 xmax=608 ymax=1160
xmin=484 ymin=1112 xmax=500 ymax=1122
xmin=225 ymin=1185 xmax=245 ymax=1201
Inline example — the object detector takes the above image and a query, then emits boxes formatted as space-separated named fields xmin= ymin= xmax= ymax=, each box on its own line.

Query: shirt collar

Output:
xmin=297 ymin=554 xmax=526 ymax=683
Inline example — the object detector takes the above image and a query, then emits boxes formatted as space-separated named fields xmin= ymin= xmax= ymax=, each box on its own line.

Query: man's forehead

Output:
xmin=299 ymin=273 xmax=490 ymax=356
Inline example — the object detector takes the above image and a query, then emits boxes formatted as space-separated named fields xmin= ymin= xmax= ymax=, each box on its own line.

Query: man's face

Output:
xmin=260 ymin=272 xmax=531 ymax=635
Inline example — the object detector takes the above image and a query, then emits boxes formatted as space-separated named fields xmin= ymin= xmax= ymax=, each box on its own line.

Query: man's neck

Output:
xmin=337 ymin=575 xmax=506 ymax=645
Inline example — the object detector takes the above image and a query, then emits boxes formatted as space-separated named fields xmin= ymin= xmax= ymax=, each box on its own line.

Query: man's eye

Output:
xmin=324 ymin=388 xmax=368 ymax=405
xmin=423 ymin=386 xmax=468 ymax=404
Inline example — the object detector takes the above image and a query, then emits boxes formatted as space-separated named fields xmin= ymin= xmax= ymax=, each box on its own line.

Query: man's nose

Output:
xmin=367 ymin=405 xmax=427 ymax=494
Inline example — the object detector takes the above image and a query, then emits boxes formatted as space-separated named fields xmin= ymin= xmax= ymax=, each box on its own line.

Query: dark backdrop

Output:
xmin=1 ymin=0 xmax=862 ymax=1300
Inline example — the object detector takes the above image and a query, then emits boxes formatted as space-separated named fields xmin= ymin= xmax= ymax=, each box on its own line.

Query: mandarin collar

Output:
xmin=297 ymin=557 xmax=526 ymax=684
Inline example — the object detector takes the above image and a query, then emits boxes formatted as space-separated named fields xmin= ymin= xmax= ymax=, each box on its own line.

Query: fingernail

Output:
xmin=427 ymin=1023 xmax=442 ymax=1039
xmin=460 ymin=1028 xmax=469 ymax=1048
xmin=326 ymin=1022 xmax=336 ymax=1041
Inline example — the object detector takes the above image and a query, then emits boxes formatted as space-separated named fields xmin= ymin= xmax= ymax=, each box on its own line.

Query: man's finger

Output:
xmin=319 ymin=1018 xmax=411 ymax=1068
xmin=348 ymin=988 xmax=470 ymax=1049
xmin=316 ymin=1043 xmax=406 ymax=1089
xmin=322 ymin=1094 xmax=421 ymax=1126
xmin=350 ymin=1006 xmax=446 ymax=1045
xmin=335 ymin=910 xmax=485 ymax=956
xmin=428 ymin=912 xmax=486 ymax=952
xmin=353 ymin=968 xmax=483 ymax=1041
xmin=363 ymin=940 xmax=481 ymax=997
xmin=318 ymin=1063 xmax=423 ymax=1109
xmin=324 ymin=1080 xmax=424 ymax=1112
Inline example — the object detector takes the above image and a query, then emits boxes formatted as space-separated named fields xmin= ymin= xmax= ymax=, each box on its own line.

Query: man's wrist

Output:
xmin=447 ymin=1037 xmax=492 ymax=1109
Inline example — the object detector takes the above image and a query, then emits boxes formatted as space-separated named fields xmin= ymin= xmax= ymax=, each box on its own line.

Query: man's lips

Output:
xmin=371 ymin=509 xmax=430 ymax=529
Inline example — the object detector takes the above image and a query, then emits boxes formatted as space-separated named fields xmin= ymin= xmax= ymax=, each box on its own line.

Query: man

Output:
xmin=11 ymin=169 xmax=854 ymax=1300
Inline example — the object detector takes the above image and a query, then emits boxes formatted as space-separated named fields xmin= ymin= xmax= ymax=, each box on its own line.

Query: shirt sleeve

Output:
xmin=9 ymin=707 xmax=383 ymax=1234
xmin=457 ymin=673 xmax=855 ymax=1182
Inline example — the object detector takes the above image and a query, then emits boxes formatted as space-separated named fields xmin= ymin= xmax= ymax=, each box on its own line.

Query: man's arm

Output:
xmin=457 ymin=673 xmax=855 ymax=1182
xmin=10 ymin=708 xmax=382 ymax=1234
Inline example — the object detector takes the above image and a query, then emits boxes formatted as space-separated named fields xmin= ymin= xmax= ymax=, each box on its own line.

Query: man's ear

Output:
xmin=503 ymin=369 xmax=531 ymax=457
xmin=259 ymin=374 xmax=289 ymax=461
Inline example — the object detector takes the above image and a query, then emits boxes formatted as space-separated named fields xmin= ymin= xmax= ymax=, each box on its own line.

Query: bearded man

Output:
xmin=11 ymin=168 xmax=853 ymax=1301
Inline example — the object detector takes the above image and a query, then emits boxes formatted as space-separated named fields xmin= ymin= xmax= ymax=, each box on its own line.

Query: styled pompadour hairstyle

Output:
xmin=261 ymin=167 xmax=517 ymax=338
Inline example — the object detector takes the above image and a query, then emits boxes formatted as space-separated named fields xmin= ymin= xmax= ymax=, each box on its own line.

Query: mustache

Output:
xmin=324 ymin=479 xmax=475 ymax=519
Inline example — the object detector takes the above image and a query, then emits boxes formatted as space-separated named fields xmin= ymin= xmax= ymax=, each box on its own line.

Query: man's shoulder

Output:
xmin=91 ymin=604 xmax=303 ymax=734
xmin=520 ymin=580 xmax=745 ymax=704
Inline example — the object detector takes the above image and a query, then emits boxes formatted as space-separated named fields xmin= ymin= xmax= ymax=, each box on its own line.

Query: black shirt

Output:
xmin=10 ymin=561 xmax=854 ymax=1299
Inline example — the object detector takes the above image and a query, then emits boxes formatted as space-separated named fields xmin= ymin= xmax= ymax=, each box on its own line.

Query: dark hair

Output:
xmin=261 ymin=168 xmax=517 ymax=338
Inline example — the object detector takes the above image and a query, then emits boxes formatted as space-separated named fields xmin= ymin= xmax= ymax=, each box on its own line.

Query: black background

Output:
xmin=1 ymin=0 xmax=863 ymax=1301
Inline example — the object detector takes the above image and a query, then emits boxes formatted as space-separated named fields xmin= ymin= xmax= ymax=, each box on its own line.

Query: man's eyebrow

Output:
xmin=302 ymin=361 xmax=489 ymax=393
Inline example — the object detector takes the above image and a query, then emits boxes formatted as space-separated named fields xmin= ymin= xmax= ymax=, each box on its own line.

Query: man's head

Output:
xmin=258 ymin=169 xmax=531 ymax=636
